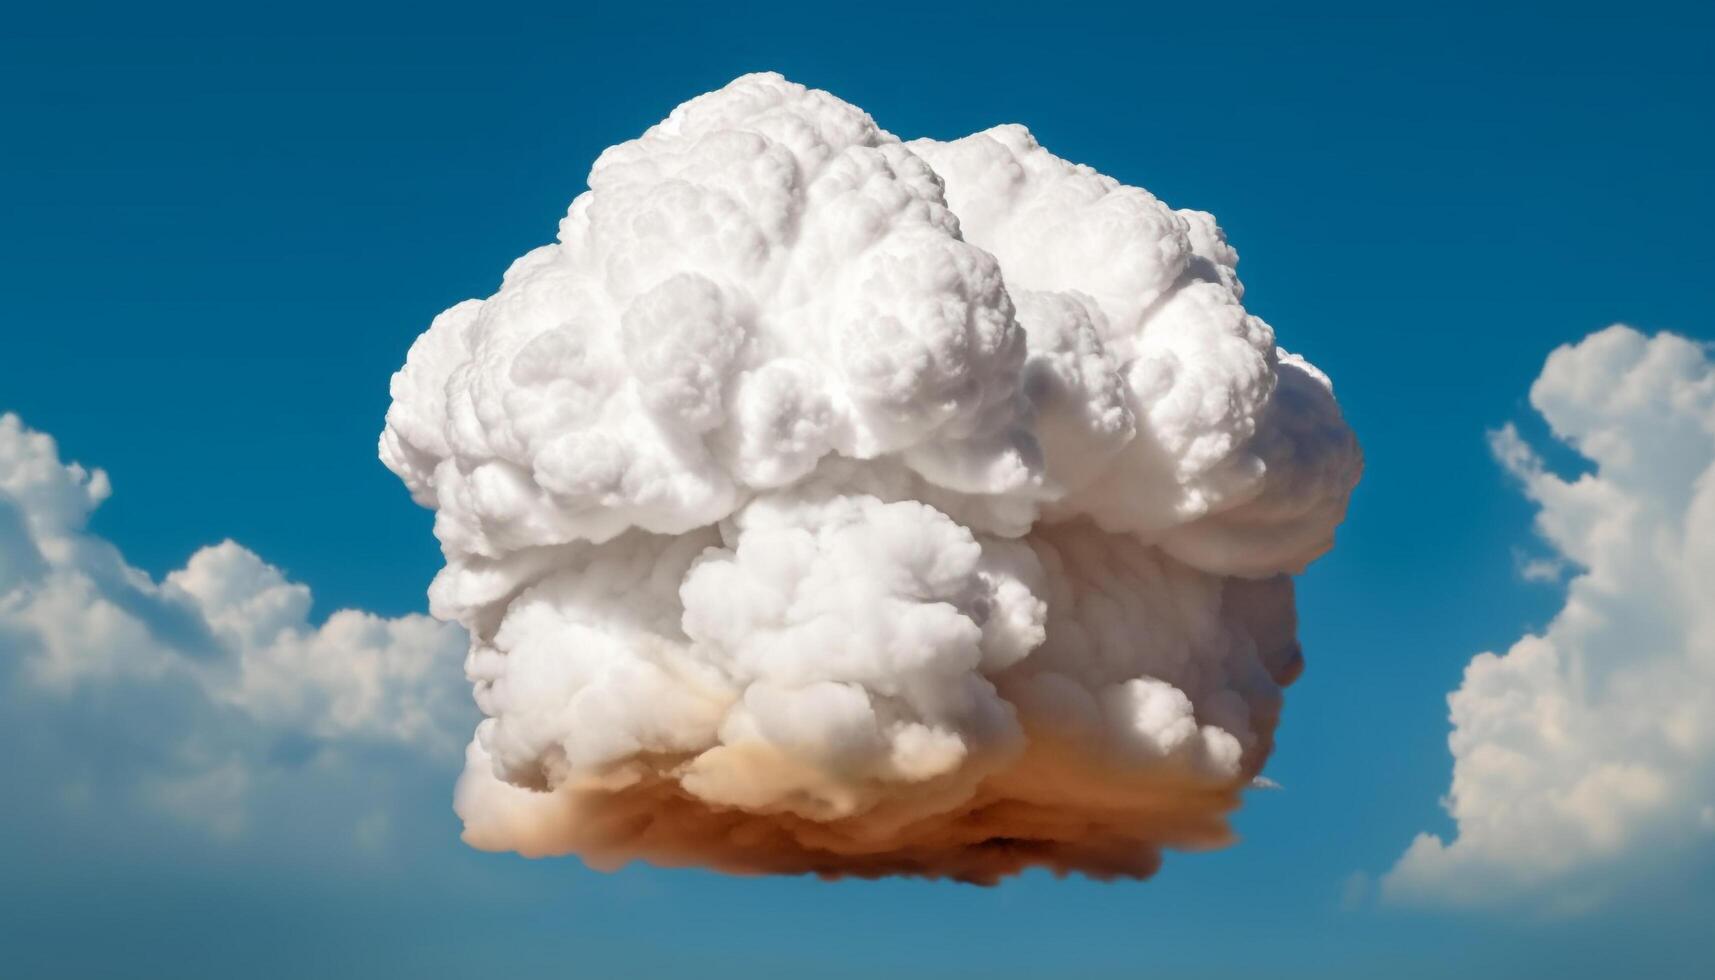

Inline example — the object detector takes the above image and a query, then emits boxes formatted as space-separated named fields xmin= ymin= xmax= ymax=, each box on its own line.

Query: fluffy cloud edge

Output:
xmin=1382 ymin=326 xmax=1715 ymax=908
xmin=0 ymin=412 xmax=470 ymax=844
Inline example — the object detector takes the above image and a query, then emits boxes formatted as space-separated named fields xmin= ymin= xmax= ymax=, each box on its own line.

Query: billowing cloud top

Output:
xmin=381 ymin=73 xmax=1361 ymax=882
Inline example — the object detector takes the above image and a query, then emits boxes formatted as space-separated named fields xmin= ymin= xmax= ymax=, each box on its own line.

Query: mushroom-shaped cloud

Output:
xmin=381 ymin=73 xmax=1361 ymax=883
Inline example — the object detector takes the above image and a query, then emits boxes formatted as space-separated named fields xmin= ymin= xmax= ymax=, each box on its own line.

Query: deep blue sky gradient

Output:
xmin=3 ymin=2 xmax=1712 ymax=976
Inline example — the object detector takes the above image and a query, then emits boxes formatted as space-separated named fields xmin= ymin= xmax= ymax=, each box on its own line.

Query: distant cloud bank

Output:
xmin=1386 ymin=326 xmax=1715 ymax=909
xmin=0 ymin=413 xmax=468 ymax=844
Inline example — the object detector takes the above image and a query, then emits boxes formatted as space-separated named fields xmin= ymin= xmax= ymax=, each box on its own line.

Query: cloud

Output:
xmin=381 ymin=73 xmax=1361 ymax=882
xmin=0 ymin=413 xmax=469 ymax=847
xmin=1514 ymin=551 xmax=1566 ymax=584
xmin=1384 ymin=326 xmax=1715 ymax=907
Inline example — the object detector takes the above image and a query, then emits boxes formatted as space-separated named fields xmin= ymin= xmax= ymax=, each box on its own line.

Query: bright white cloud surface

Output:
xmin=1386 ymin=326 xmax=1715 ymax=907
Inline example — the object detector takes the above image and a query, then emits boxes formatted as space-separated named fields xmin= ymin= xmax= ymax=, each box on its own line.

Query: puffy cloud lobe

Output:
xmin=1385 ymin=326 xmax=1715 ymax=908
xmin=382 ymin=73 xmax=1360 ymax=881
xmin=0 ymin=413 xmax=469 ymax=839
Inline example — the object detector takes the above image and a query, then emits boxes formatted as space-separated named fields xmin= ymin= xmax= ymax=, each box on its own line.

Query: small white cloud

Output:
xmin=1513 ymin=550 xmax=1565 ymax=584
xmin=1383 ymin=326 xmax=1715 ymax=908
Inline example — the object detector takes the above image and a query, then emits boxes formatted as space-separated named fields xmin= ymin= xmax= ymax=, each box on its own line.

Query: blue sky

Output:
xmin=2 ymin=2 xmax=1713 ymax=977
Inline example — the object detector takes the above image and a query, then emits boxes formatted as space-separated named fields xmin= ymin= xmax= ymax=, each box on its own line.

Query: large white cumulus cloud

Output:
xmin=1386 ymin=326 xmax=1715 ymax=907
xmin=382 ymin=73 xmax=1361 ymax=882
xmin=0 ymin=413 xmax=468 ymax=841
